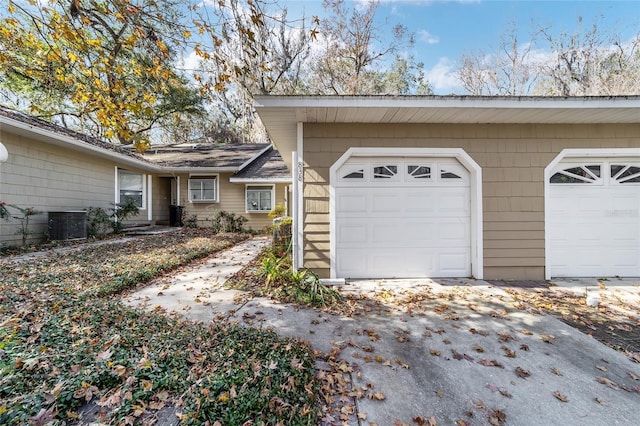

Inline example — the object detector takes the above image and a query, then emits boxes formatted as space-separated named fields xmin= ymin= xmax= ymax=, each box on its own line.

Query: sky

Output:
xmin=282 ymin=0 xmax=640 ymax=94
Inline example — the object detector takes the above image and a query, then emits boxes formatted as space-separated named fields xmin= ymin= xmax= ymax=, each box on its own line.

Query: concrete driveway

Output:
xmin=125 ymin=241 xmax=640 ymax=425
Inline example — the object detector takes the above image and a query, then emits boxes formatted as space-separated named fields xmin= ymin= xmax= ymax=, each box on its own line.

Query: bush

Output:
xmin=86 ymin=207 xmax=112 ymax=238
xmin=210 ymin=210 xmax=247 ymax=233
xmin=85 ymin=200 xmax=141 ymax=237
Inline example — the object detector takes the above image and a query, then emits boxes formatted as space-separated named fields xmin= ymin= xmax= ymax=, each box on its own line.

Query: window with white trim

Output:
xmin=246 ymin=185 xmax=274 ymax=212
xmin=118 ymin=169 xmax=145 ymax=208
xmin=189 ymin=176 xmax=218 ymax=202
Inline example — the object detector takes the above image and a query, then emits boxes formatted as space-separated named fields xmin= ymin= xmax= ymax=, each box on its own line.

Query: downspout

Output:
xmin=295 ymin=123 xmax=304 ymax=270
xmin=1 ymin=143 xmax=9 ymax=240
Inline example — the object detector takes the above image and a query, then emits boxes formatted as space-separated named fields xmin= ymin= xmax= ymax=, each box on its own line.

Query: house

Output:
xmin=254 ymin=95 xmax=640 ymax=281
xmin=0 ymin=106 xmax=290 ymax=246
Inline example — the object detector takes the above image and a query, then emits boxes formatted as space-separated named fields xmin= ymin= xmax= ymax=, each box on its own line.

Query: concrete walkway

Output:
xmin=123 ymin=236 xmax=270 ymax=321
xmin=123 ymin=239 xmax=640 ymax=426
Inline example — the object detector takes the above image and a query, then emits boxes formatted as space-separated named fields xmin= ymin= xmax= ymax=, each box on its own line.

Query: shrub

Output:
xmin=111 ymin=199 xmax=140 ymax=233
xmin=183 ymin=213 xmax=199 ymax=228
xmin=86 ymin=207 xmax=112 ymax=238
xmin=210 ymin=210 xmax=247 ymax=233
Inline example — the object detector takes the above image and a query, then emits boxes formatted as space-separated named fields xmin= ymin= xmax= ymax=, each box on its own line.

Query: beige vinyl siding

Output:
xmin=176 ymin=172 xmax=288 ymax=231
xmin=302 ymin=122 xmax=640 ymax=280
xmin=0 ymin=131 xmax=115 ymax=245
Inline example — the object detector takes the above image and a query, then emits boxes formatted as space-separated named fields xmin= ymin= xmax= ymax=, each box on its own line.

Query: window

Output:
xmin=550 ymin=165 xmax=601 ymax=184
xmin=246 ymin=185 xmax=273 ymax=212
xmin=118 ymin=169 xmax=145 ymax=208
xmin=373 ymin=165 xmax=398 ymax=179
xmin=407 ymin=165 xmax=431 ymax=179
xmin=189 ymin=176 xmax=218 ymax=202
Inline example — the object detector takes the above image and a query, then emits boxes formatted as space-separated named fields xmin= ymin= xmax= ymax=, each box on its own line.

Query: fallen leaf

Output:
xmin=595 ymin=397 xmax=606 ymax=405
xmin=488 ymin=408 xmax=506 ymax=426
xmin=435 ymin=389 xmax=445 ymax=398
xmin=358 ymin=412 xmax=367 ymax=420
xmin=515 ymin=367 xmax=531 ymax=379
xmin=596 ymin=376 xmax=619 ymax=390
xmin=472 ymin=344 xmax=484 ymax=353
xmin=553 ymin=391 xmax=568 ymax=402
xmin=429 ymin=349 xmax=441 ymax=356
xmin=479 ymin=359 xmax=504 ymax=368
xmin=628 ymin=372 xmax=639 ymax=381
xmin=519 ymin=344 xmax=529 ymax=351
xmin=501 ymin=345 xmax=516 ymax=358
xmin=551 ymin=367 xmax=563 ymax=376
xmin=540 ymin=334 xmax=555 ymax=344
xmin=596 ymin=365 xmax=607 ymax=372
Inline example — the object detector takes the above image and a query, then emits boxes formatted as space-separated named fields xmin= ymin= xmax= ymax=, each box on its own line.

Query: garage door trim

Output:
xmin=544 ymin=148 xmax=640 ymax=280
xmin=329 ymin=147 xmax=483 ymax=280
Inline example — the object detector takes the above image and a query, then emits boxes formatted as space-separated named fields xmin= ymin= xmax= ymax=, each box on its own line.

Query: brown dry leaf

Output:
xmin=596 ymin=376 xmax=620 ymax=390
xmin=498 ymin=332 xmax=515 ymax=342
xmin=595 ymin=397 xmax=606 ymax=405
xmin=456 ymin=420 xmax=470 ymax=426
xmin=499 ymin=389 xmax=512 ymax=398
xmin=479 ymin=359 xmax=504 ymax=368
xmin=369 ymin=391 xmax=386 ymax=400
xmin=451 ymin=349 xmax=463 ymax=360
xmin=488 ymin=408 xmax=506 ymax=426
xmin=429 ymin=349 xmax=441 ymax=356
xmin=357 ymin=412 xmax=367 ymax=420
xmin=395 ymin=358 xmax=410 ymax=369
xmin=595 ymin=365 xmax=607 ymax=372
xmin=519 ymin=344 xmax=529 ymax=351
xmin=553 ymin=391 xmax=568 ymax=402
xmin=435 ymin=389 xmax=445 ymax=398
xmin=501 ymin=345 xmax=516 ymax=358
xmin=628 ymin=372 xmax=639 ymax=381
xmin=520 ymin=329 xmax=533 ymax=335
xmin=551 ymin=367 xmax=563 ymax=376
xmin=515 ymin=367 xmax=531 ymax=379
xmin=540 ymin=334 xmax=555 ymax=344
xmin=472 ymin=344 xmax=484 ymax=353
xmin=428 ymin=417 xmax=437 ymax=426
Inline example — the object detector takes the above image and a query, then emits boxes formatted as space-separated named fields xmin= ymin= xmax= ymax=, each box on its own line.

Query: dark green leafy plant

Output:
xmin=86 ymin=206 xmax=112 ymax=237
xmin=110 ymin=199 xmax=140 ymax=233
xmin=0 ymin=231 xmax=318 ymax=424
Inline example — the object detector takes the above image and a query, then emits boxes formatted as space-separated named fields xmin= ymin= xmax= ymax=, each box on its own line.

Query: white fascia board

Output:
xmin=229 ymin=177 xmax=291 ymax=183
xmin=254 ymin=95 xmax=640 ymax=110
xmin=1 ymin=116 xmax=160 ymax=172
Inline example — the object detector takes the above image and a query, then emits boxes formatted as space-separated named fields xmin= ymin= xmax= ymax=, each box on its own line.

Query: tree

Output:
xmin=0 ymin=0 xmax=208 ymax=150
xmin=537 ymin=17 xmax=640 ymax=95
xmin=457 ymin=24 xmax=541 ymax=96
xmin=456 ymin=17 xmax=640 ymax=96
xmin=306 ymin=0 xmax=416 ymax=95
xmin=184 ymin=0 xmax=314 ymax=144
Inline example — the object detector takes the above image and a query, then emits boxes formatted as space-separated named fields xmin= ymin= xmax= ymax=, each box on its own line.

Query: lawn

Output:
xmin=0 ymin=230 xmax=317 ymax=425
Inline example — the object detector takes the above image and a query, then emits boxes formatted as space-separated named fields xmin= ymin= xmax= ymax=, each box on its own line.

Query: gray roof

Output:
xmin=0 ymin=105 xmax=147 ymax=162
xmin=0 ymin=104 xmax=289 ymax=179
xmin=141 ymin=143 xmax=271 ymax=169
xmin=231 ymin=146 xmax=290 ymax=181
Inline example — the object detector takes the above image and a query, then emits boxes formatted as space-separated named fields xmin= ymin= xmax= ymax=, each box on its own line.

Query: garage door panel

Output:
xmin=335 ymin=157 xmax=471 ymax=278
xmin=337 ymin=192 xmax=368 ymax=213
xmin=337 ymin=223 xmax=367 ymax=244
xmin=548 ymin=160 xmax=640 ymax=277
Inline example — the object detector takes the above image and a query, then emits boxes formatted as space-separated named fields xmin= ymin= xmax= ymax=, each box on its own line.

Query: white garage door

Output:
xmin=335 ymin=157 xmax=471 ymax=278
xmin=548 ymin=161 xmax=640 ymax=277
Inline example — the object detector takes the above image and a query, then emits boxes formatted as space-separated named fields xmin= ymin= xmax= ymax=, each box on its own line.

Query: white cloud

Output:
xmin=418 ymin=30 xmax=440 ymax=45
xmin=425 ymin=57 xmax=463 ymax=94
xmin=180 ymin=50 xmax=201 ymax=72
